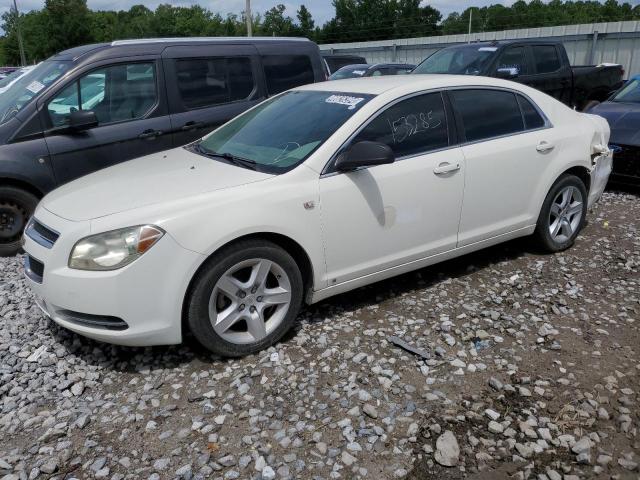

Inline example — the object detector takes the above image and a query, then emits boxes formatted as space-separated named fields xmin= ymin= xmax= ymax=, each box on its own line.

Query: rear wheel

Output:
xmin=533 ymin=174 xmax=587 ymax=252
xmin=0 ymin=186 xmax=38 ymax=257
xmin=186 ymin=240 xmax=303 ymax=357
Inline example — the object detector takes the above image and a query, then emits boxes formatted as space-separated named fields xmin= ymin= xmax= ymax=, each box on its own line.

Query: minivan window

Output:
xmin=197 ymin=90 xmax=373 ymax=173
xmin=0 ymin=61 xmax=71 ymax=125
xmin=532 ymin=45 xmax=561 ymax=74
xmin=176 ymin=57 xmax=254 ymax=109
xmin=262 ymin=55 xmax=315 ymax=95
xmin=517 ymin=95 xmax=546 ymax=129
xmin=353 ymin=92 xmax=449 ymax=158
xmin=451 ymin=89 xmax=524 ymax=142
xmin=47 ymin=63 xmax=157 ymax=127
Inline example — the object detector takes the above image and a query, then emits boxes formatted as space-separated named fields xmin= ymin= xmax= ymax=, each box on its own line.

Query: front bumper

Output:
xmin=22 ymin=207 xmax=204 ymax=347
xmin=609 ymin=144 xmax=640 ymax=185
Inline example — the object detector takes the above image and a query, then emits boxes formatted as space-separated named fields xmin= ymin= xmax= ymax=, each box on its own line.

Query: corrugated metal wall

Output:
xmin=320 ymin=21 xmax=640 ymax=78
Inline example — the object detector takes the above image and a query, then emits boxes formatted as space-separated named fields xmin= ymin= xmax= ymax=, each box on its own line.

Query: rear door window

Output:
xmin=532 ymin=45 xmax=561 ymax=74
xmin=261 ymin=55 xmax=314 ymax=95
xmin=353 ymin=92 xmax=449 ymax=158
xmin=496 ymin=46 xmax=529 ymax=75
xmin=450 ymin=89 xmax=524 ymax=142
xmin=176 ymin=57 xmax=254 ymax=109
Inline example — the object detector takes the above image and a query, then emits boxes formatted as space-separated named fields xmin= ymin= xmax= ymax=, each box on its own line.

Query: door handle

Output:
xmin=536 ymin=141 xmax=555 ymax=153
xmin=180 ymin=121 xmax=205 ymax=131
xmin=433 ymin=162 xmax=461 ymax=175
xmin=138 ymin=129 xmax=162 ymax=139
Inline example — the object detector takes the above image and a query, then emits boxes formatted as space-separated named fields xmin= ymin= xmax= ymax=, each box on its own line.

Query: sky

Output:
xmin=1 ymin=0 xmax=534 ymax=29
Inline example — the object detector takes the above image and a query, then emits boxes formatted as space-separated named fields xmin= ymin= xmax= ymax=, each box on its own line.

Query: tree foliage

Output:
xmin=1 ymin=0 xmax=639 ymax=65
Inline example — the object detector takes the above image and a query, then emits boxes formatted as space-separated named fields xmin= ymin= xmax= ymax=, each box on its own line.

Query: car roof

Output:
xmin=52 ymin=37 xmax=313 ymax=62
xmin=296 ymin=74 xmax=519 ymax=95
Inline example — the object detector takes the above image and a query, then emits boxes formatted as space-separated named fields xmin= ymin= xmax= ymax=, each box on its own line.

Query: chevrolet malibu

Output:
xmin=23 ymin=75 xmax=612 ymax=357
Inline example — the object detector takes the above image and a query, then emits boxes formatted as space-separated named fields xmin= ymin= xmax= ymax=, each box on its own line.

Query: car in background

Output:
xmin=412 ymin=40 xmax=624 ymax=111
xmin=0 ymin=37 xmax=326 ymax=256
xmin=0 ymin=66 xmax=37 ymax=95
xmin=23 ymin=75 xmax=611 ymax=357
xmin=329 ymin=63 xmax=415 ymax=80
xmin=0 ymin=67 xmax=20 ymax=80
xmin=322 ymin=54 xmax=367 ymax=73
xmin=587 ymin=75 xmax=640 ymax=186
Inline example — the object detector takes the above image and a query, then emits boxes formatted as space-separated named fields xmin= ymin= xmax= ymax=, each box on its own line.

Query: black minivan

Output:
xmin=0 ymin=37 xmax=326 ymax=255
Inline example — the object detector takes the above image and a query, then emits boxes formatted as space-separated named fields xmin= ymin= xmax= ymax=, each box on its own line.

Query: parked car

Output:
xmin=0 ymin=65 xmax=36 ymax=95
xmin=23 ymin=75 xmax=612 ymax=357
xmin=412 ymin=40 xmax=624 ymax=111
xmin=0 ymin=67 xmax=20 ymax=80
xmin=322 ymin=54 xmax=367 ymax=73
xmin=0 ymin=37 xmax=327 ymax=256
xmin=329 ymin=63 xmax=415 ymax=80
xmin=587 ymin=75 xmax=640 ymax=185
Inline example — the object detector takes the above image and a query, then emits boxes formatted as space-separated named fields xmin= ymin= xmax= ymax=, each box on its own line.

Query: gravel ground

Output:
xmin=1 ymin=190 xmax=639 ymax=480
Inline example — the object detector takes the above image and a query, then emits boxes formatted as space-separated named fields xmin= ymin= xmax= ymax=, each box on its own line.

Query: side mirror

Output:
xmin=68 ymin=110 xmax=98 ymax=131
xmin=335 ymin=141 xmax=395 ymax=172
xmin=496 ymin=67 xmax=519 ymax=79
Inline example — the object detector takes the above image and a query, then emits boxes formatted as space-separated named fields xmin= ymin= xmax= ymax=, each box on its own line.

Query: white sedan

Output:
xmin=23 ymin=75 xmax=612 ymax=357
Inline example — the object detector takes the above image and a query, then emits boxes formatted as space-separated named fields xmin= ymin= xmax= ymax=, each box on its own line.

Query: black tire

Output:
xmin=0 ymin=186 xmax=39 ymax=257
xmin=533 ymin=174 xmax=587 ymax=253
xmin=186 ymin=239 xmax=303 ymax=357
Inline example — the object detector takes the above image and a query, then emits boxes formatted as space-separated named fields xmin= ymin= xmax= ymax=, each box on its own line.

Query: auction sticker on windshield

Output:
xmin=325 ymin=94 xmax=366 ymax=109
xmin=26 ymin=80 xmax=45 ymax=94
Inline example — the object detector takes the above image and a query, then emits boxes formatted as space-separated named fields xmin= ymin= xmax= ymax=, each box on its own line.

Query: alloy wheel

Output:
xmin=548 ymin=185 xmax=583 ymax=243
xmin=208 ymin=258 xmax=292 ymax=345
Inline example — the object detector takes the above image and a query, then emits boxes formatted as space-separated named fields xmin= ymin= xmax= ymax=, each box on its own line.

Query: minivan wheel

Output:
xmin=533 ymin=174 xmax=587 ymax=253
xmin=186 ymin=240 xmax=303 ymax=357
xmin=0 ymin=186 xmax=39 ymax=257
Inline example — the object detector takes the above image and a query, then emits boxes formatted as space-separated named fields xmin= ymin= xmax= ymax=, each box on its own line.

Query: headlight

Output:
xmin=69 ymin=225 xmax=164 ymax=271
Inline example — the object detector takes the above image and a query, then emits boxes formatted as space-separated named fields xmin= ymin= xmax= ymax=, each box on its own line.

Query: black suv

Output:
xmin=0 ymin=37 xmax=326 ymax=255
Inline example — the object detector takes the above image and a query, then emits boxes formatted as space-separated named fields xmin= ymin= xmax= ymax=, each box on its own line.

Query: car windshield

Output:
xmin=413 ymin=45 xmax=496 ymax=75
xmin=329 ymin=65 xmax=371 ymax=80
xmin=196 ymin=90 xmax=373 ymax=174
xmin=0 ymin=61 xmax=71 ymax=125
xmin=612 ymin=78 xmax=640 ymax=103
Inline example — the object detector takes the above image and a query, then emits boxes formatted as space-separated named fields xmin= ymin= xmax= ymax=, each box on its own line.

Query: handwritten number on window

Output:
xmin=388 ymin=110 xmax=442 ymax=144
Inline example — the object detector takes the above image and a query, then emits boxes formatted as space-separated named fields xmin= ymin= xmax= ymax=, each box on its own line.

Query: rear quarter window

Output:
xmin=262 ymin=55 xmax=315 ymax=95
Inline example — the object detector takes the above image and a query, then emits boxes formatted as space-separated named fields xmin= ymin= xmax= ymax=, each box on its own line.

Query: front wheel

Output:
xmin=186 ymin=240 xmax=303 ymax=357
xmin=533 ymin=174 xmax=587 ymax=253
xmin=0 ymin=186 xmax=39 ymax=257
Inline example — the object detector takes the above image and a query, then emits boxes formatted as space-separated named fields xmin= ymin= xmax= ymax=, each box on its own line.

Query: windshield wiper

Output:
xmin=193 ymin=143 xmax=257 ymax=170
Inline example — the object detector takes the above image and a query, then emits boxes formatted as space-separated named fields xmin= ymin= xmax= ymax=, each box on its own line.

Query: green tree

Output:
xmin=297 ymin=5 xmax=315 ymax=38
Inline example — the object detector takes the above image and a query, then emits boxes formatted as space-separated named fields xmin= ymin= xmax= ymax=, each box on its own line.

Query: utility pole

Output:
xmin=245 ymin=0 xmax=252 ymax=37
xmin=12 ymin=0 xmax=27 ymax=66
xmin=467 ymin=7 xmax=473 ymax=43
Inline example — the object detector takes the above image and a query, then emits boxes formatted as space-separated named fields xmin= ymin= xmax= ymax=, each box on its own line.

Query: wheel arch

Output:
xmin=181 ymin=231 xmax=316 ymax=336
xmin=0 ymin=176 xmax=44 ymax=199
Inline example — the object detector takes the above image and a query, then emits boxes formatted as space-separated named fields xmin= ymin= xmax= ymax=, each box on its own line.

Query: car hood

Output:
xmin=588 ymin=101 xmax=640 ymax=146
xmin=43 ymin=147 xmax=274 ymax=221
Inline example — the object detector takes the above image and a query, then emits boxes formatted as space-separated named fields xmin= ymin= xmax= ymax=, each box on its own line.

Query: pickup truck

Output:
xmin=412 ymin=40 xmax=625 ymax=111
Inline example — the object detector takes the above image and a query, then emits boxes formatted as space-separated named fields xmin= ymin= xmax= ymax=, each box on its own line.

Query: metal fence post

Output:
xmin=589 ymin=30 xmax=599 ymax=65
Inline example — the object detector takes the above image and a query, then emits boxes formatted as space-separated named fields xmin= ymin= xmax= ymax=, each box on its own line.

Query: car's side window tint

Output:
xmin=450 ymin=89 xmax=524 ymax=142
xmin=353 ymin=92 xmax=449 ymax=158
xmin=532 ymin=45 xmax=561 ymax=74
xmin=262 ymin=55 xmax=314 ymax=95
xmin=47 ymin=63 xmax=156 ymax=127
xmin=517 ymin=95 xmax=546 ymax=130
xmin=497 ymin=46 xmax=528 ymax=75
xmin=176 ymin=57 xmax=254 ymax=109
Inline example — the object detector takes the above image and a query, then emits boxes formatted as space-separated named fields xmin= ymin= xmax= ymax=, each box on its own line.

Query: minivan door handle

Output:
xmin=433 ymin=162 xmax=461 ymax=175
xmin=138 ymin=129 xmax=163 ymax=139
xmin=180 ymin=121 xmax=205 ymax=131
xmin=536 ymin=141 xmax=555 ymax=153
